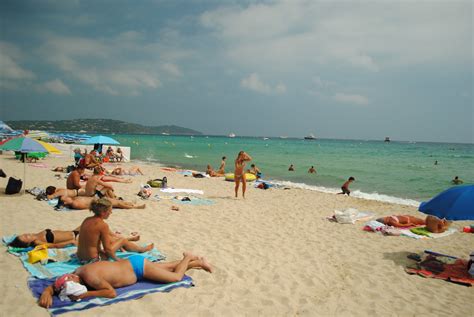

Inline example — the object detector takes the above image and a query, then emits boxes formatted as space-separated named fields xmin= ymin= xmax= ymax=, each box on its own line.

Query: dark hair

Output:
xmin=46 ymin=186 xmax=56 ymax=195
xmin=349 ymin=177 xmax=355 ymax=181
xmin=251 ymin=164 xmax=255 ymax=167
xmin=222 ymin=156 xmax=226 ymax=160
xmin=8 ymin=236 xmax=33 ymax=248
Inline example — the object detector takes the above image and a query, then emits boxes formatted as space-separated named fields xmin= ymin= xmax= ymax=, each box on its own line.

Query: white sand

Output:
xmin=0 ymin=154 xmax=472 ymax=316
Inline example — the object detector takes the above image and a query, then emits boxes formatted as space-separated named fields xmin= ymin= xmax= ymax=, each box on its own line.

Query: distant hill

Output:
xmin=5 ymin=119 xmax=202 ymax=135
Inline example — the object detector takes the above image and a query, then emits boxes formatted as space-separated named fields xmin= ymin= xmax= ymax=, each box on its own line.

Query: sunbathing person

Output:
xmin=111 ymin=166 xmax=144 ymax=176
xmin=376 ymin=215 xmax=426 ymax=227
xmin=60 ymin=196 xmax=146 ymax=210
xmin=67 ymin=165 xmax=86 ymax=190
xmin=206 ymin=164 xmax=223 ymax=177
xmin=76 ymin=198 xmax=151 ymax=263
xmin=46 ymin=186 xmax=86 ymax=200
xmin=38 ymin=251 xmax=212 ymax=308
xmin=8 ymin=227 xmax=81 ymax=249
xmin=83 ymin=150 xmax=101 ymax=169
xmin=425 ymin=215 xmax=452 ymax=233
xmin=85 ymin=167 xmax=117 ymax=198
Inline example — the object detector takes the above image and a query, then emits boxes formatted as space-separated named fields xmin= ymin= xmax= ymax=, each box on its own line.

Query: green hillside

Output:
xmin=6 ymin=119 xmax=202 ymax=135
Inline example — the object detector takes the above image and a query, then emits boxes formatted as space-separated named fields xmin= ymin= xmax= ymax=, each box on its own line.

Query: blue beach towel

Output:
xmin=19 ymin=247 xmax=166 ymax=279
xmin=172 ymin=197 xmax=215 ymax=206
xmin=28 ymin=275 xmax=194 ymax=316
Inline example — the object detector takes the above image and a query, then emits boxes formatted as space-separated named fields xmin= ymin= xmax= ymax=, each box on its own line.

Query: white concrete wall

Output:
xmin=50 ymin=143 xmax=131 ymax=162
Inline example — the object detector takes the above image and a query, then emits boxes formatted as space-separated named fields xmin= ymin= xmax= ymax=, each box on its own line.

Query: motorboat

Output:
xmin=304 ymin=134 xmax=317 ymax=140
xmin=228 ymin=133 xmax=236 ymax=138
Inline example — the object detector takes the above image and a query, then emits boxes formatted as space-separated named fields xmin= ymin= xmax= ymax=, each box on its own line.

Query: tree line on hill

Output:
xmin=6 ymin=119 xmax=202 ymax=135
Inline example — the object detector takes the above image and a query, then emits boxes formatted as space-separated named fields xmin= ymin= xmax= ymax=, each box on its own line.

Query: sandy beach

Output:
xmin=0 ymin=154 xmax=472 ymax=316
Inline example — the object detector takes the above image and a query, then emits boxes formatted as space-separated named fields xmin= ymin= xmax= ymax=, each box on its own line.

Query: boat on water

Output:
xmin=384 ymin=137 xmax=390 ymax=142
xmin=304 ymin=134 xmax=317 ymax=140
xmin=228 ymin=133 xmax=236 ymax=138
xmin=263 ymin=137 xmax=269 ymax=140
xmin=161 ymin=132 xmax=170 ymax=136
xmin=279 ymin=136 xmax=288 ymax=139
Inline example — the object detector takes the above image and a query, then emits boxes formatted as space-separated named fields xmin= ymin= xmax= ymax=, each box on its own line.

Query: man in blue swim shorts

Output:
xmin=38 ymin=252 xmax=213 ymax=308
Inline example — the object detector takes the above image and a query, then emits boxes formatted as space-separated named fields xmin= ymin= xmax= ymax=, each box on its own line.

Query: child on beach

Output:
xmin=338 ymin=177 xmax=355 ymax=196
xmin=234 ymin=151 xmax=252 ymax=198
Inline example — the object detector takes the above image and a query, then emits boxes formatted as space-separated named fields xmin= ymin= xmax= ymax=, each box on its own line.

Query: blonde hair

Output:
xmin=90 ymin=198 xmax=112 ymax=215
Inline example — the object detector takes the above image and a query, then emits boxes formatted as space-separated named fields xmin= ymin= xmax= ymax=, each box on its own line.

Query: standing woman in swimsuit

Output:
xmin=234 ymin=151 xmax=252 ymax=198
xmin=8 ymin=227 xmax=81 ymax=249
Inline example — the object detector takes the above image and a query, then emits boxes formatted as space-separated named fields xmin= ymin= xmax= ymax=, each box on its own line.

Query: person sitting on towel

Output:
xmin=75 ymin=198 xmax=150 ymax=264
xmin=376 ymin=215 xmax=426 ymax=227
xmin=38 ymin=251 xmax=213 ymax=308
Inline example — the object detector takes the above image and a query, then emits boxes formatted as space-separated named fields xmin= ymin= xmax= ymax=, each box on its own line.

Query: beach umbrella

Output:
xmin=0 ymin=137 xmax=61 ymax=193
xmin=82 ymin=135 xmax=120 ymax=145
xmin=419 ymin=185 xmax=474 ymax=220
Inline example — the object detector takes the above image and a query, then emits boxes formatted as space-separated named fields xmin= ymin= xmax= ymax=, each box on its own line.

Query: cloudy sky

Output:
xmin=1 ymin=0 xmax=472 ymax=143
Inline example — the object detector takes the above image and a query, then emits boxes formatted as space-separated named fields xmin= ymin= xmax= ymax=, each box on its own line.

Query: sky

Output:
xmin=0 ymin=0 xmax=472 ymax=143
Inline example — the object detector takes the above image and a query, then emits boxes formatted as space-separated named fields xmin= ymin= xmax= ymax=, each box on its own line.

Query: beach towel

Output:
xmin=19 ymin=247 xmax=165 ymax=279
xmin=331 ymin=209 xmax=375 ymax=224
xmin=28 ymin=275 xmax=194 ymax=316
xmin=402 ymin=227 xmax=457 ymax=239
xmin=160 ymin=188 xmax=204 ymax=195
xmin=406 ymin=251 xmax=474 ymax=286
xmin=172 ymin=196 xmax=215 ymax=206
xmin=3 ymin=234 xmax=34 ymax=255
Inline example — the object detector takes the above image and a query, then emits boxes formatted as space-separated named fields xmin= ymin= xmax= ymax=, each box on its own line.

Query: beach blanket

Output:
xmin=3 ymin=234 xmax=34 ymax=255
xmin=406 ymin=251 xmax=474 ymax=286
xmin=172 ymin=196 xmax=215 ymax=206
xmin=28 ymin=275 xmax=194 ymax=316
xmin=160 ymin=188 xmax=204 ymax=195
xmin=400 ymin=227 xmax=457 ymax=239
xmin=29 ymin=163 xmax=49 ymax=168
xmin=19 ymin=247 xmax=165 ymax=279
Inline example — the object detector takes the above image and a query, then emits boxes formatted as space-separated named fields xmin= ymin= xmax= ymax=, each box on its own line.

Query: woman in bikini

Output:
xmin=376 ymin=215 xmax=426 ymax=227
xmin=8 ymin=227 xmax=143 ymax=249
xmin=8 ymin=227 xmax=81 ymax=249
xmin=234 ymin=151 xmax=252 ymax=198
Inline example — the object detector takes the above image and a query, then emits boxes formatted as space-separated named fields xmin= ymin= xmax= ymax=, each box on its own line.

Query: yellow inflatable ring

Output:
xmin=224 ymin=173 xmax=257 ymax=182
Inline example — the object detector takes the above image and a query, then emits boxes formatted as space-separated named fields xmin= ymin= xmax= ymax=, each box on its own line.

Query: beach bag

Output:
xmin=5 ymin=177 xmax=22 ymax=194
xmin=147 ymin=177 xmax=167 ymax=188
xmin=27 ymin=245 xmax=48 ymax=264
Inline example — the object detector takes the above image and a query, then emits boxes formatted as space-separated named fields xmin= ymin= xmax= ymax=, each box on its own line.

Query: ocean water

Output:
xmin=112 ymin=135 xmax=473 ymax=206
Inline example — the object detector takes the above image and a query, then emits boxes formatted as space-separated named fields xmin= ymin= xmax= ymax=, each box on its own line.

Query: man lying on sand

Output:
xmin=38 ymin=251 xmax=213 ymax=308
xmin=60 ymin=196 xmax=146 ymax=210
xmin=46 ymin=186 xmax=86 ymax=200
xmin=76 ymin=198 xmax=151 ymax=263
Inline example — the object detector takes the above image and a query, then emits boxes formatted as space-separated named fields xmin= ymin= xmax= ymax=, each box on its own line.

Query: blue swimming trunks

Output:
xmin=128 ymin=255 xmax=145 ymax=280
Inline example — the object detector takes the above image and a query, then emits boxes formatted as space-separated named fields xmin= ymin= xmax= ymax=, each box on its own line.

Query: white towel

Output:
xmin=160 ymin=188 xmax=204 ymax=195
xmin=58 ymin=281 xmax=88 ymax=301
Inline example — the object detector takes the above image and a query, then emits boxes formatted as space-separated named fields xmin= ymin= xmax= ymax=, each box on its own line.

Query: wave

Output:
xmin=184 ymin=153 xmax=196 ymax=158
xmin=268 ymin=179 xmax=420 ymax=206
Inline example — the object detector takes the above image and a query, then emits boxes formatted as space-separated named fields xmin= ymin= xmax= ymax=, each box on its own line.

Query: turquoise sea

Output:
xmin=112 ymin=135 xmax=473 ymax=206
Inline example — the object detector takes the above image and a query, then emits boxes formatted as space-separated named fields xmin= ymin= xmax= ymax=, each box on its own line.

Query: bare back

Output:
xmin=77 ymin=260 xmax=137 ymax=288
xmin=67 ymin=171 xmax=81 ymax=190
xmin=85 ymin=175 xmax=101 ymax=196
xmin=77 ymin=216 xmax=108 ymax=261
